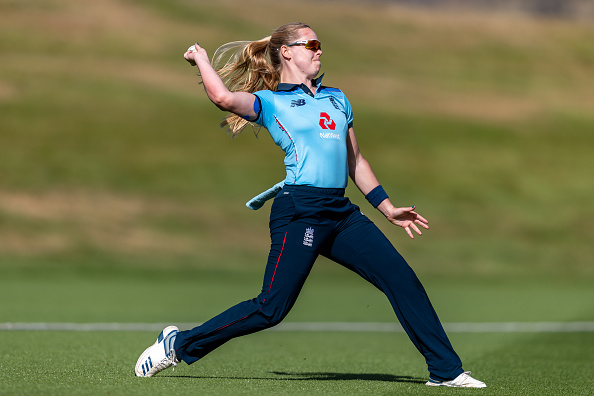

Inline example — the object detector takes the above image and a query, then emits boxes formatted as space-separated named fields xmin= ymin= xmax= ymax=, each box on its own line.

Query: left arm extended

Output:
xmin=347 ymin=127 xmax=429 ymax=239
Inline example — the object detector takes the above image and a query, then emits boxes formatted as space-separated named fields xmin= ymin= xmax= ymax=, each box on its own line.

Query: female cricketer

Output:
xmin=134 ymin=22 xmax=486 ymax=388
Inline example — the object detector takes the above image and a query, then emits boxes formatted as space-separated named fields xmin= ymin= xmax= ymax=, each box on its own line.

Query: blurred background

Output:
xmin=1 ymin=0 xmax=593 ymax=325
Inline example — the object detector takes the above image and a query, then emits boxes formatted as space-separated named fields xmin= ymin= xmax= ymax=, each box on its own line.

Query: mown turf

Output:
xmin=1 ymin=264 xmax=594 ymax=324
xmin=1 ymin=330 xmax=593 ymax=395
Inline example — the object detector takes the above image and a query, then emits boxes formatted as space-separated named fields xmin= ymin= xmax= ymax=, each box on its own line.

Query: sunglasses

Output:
xmin=286 ymin=39 xmax=322 ymax=51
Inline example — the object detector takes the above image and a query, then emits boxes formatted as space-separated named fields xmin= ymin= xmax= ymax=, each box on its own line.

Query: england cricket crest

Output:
xmin=303 ymin=227 xmax=314 ymax=247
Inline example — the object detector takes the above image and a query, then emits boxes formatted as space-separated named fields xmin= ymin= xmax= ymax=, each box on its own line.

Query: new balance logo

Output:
xmin=291 ymin=99 xmax=306 ymax=107
xmin=303 ymin=227 xmax=314 ymax=247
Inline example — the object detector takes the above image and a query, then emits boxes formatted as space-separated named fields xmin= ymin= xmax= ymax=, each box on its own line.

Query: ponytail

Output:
xmin=213 ymin=38 xmax=277 ymax=137
xmin=211 ymin=22 xmax=311 ymax=137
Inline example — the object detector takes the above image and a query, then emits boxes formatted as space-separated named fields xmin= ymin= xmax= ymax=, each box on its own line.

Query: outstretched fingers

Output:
xmin=405 ymin=226 xmax=415 ymax=239
xmin=414 ymin=218 xmax=429 ymax=230
xmin=411 ymin=210 xmax=429 ymax=227
xmin=402 ymin=207 xmax=429 ymax=239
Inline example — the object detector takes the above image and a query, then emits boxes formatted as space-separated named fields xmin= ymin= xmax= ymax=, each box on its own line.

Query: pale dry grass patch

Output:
xmin=0 ymin=190 xmax=147 ymax=223
xmin=2 ymin=53 xmax=202 ymax=97
xmin=381 ymin=2 xmax=594 ymax=39
xmin=0 ymin=0 xmax=221 ymax=56
xmin=342 ymin=72 xmax=594 ymax=122
xmin=0 ymin=190 xmax=189 ymax=255
xmin=0 ymin=190 xmax=267 ymax=257
xmin=0 ymin=81 xmax=18 ymax=102
xmin=1 ymin=0 xmax=163 ymax=48
xmin=343 ymin=74 xmax=546 ymax=121
xmin=0 ymin=232 xmax=71 ymax=255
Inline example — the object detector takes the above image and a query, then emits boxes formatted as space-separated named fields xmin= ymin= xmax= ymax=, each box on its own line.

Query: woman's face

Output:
xmin=286 ymin=28 xmax=323 ymax=79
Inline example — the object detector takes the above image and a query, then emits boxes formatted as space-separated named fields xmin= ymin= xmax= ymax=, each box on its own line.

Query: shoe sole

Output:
xmin=426 ymin=381 xmax=486 ymax=388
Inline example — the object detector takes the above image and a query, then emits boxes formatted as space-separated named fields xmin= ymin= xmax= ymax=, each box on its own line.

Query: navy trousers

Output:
xmin=174 ymin=185 xmax=464 ymax=381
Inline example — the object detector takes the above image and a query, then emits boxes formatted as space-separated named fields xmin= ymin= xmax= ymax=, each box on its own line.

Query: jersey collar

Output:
xmin=276 ymin=74 xmax=325 ymax=97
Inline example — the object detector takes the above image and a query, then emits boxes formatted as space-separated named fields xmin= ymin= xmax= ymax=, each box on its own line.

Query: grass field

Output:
xmin=1 ymin=0 xmax=594 ymax=394
xmin=1 ymin=331 xmax=593 ymax=395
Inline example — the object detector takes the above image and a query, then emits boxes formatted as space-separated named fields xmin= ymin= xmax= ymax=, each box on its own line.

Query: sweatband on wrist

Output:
xmin=365 ymin=185 xmax=389 ymax=208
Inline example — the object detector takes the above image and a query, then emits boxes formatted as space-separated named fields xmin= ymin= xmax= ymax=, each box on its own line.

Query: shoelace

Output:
xmin=453 ymin=371 xmax=477 ymax=386
xmin=162 ymin=332 xmax=179 ymax=372
xmin=168 ymin=334 xmax=179 ymax=372
xmin=153 ymin=351 xmax=177 ymax=373
xmin=169 ymin=350 xmax=178 ymax=372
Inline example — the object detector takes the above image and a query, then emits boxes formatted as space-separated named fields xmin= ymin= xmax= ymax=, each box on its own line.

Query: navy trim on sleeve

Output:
xmin=253 ymin=95 xmax=261 ymax=116
xmin=244 ymin=95 xmax=262 ymax=121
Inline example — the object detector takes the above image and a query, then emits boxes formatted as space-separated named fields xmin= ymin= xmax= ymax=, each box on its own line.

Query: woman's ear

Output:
xmin=280 ymin=45 xmax=292 ymax=61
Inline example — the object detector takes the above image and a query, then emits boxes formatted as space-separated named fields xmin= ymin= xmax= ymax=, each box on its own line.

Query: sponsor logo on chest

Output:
xmin=319 ymin=112 xmax=340 ymax=139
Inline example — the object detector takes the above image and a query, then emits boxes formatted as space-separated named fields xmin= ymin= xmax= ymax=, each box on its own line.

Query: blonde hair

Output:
xmin=212 ymin=22 xmax=311 ymax=137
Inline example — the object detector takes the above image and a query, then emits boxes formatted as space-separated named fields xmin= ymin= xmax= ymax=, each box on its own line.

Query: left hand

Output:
xmin=382 ymin=204 xmax=429 ymax=239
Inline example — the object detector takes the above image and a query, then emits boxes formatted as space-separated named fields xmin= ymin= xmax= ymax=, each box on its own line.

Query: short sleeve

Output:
xmin=327 ymin=88 xmax=354 ymax=128
xmin=253 ymin=91 xmax=273 ymax=128
xmin=343 ymin=94 xmax=354 ymax=128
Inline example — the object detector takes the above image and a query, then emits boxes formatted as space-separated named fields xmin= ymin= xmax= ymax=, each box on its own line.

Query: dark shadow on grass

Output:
xmin=271 ymin=371 xmax=425 ymax=383
xmin=162 ymin=371 xmax=425 ymax=384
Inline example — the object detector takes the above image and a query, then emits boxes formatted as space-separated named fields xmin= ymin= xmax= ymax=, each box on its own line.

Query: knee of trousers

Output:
xmin=256 ymin=298 xmax=293 ymax=328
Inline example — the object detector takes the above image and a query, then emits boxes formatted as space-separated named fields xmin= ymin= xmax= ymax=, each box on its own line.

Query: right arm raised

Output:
xmin=184 ymin=44 xmax=257 ymax=121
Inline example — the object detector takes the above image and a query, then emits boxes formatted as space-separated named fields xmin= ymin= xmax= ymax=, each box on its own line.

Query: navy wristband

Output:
xmin=365 ymin=185 xmax=389 ymax=208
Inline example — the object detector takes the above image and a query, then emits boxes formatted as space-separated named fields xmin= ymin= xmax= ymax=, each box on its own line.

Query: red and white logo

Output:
xmin=319 ymin=112 xmax=336 ymax=130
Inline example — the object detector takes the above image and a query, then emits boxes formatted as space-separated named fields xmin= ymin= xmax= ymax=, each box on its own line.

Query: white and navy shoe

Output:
xmin=426 ymin=371 xmax=486 ymax=388
xmin=135 ymin=325 xmax=180 ymax=377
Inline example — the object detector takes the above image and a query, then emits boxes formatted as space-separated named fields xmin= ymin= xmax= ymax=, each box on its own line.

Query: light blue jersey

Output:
xmin=253 ymin=75 xmax=353 ymax=189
